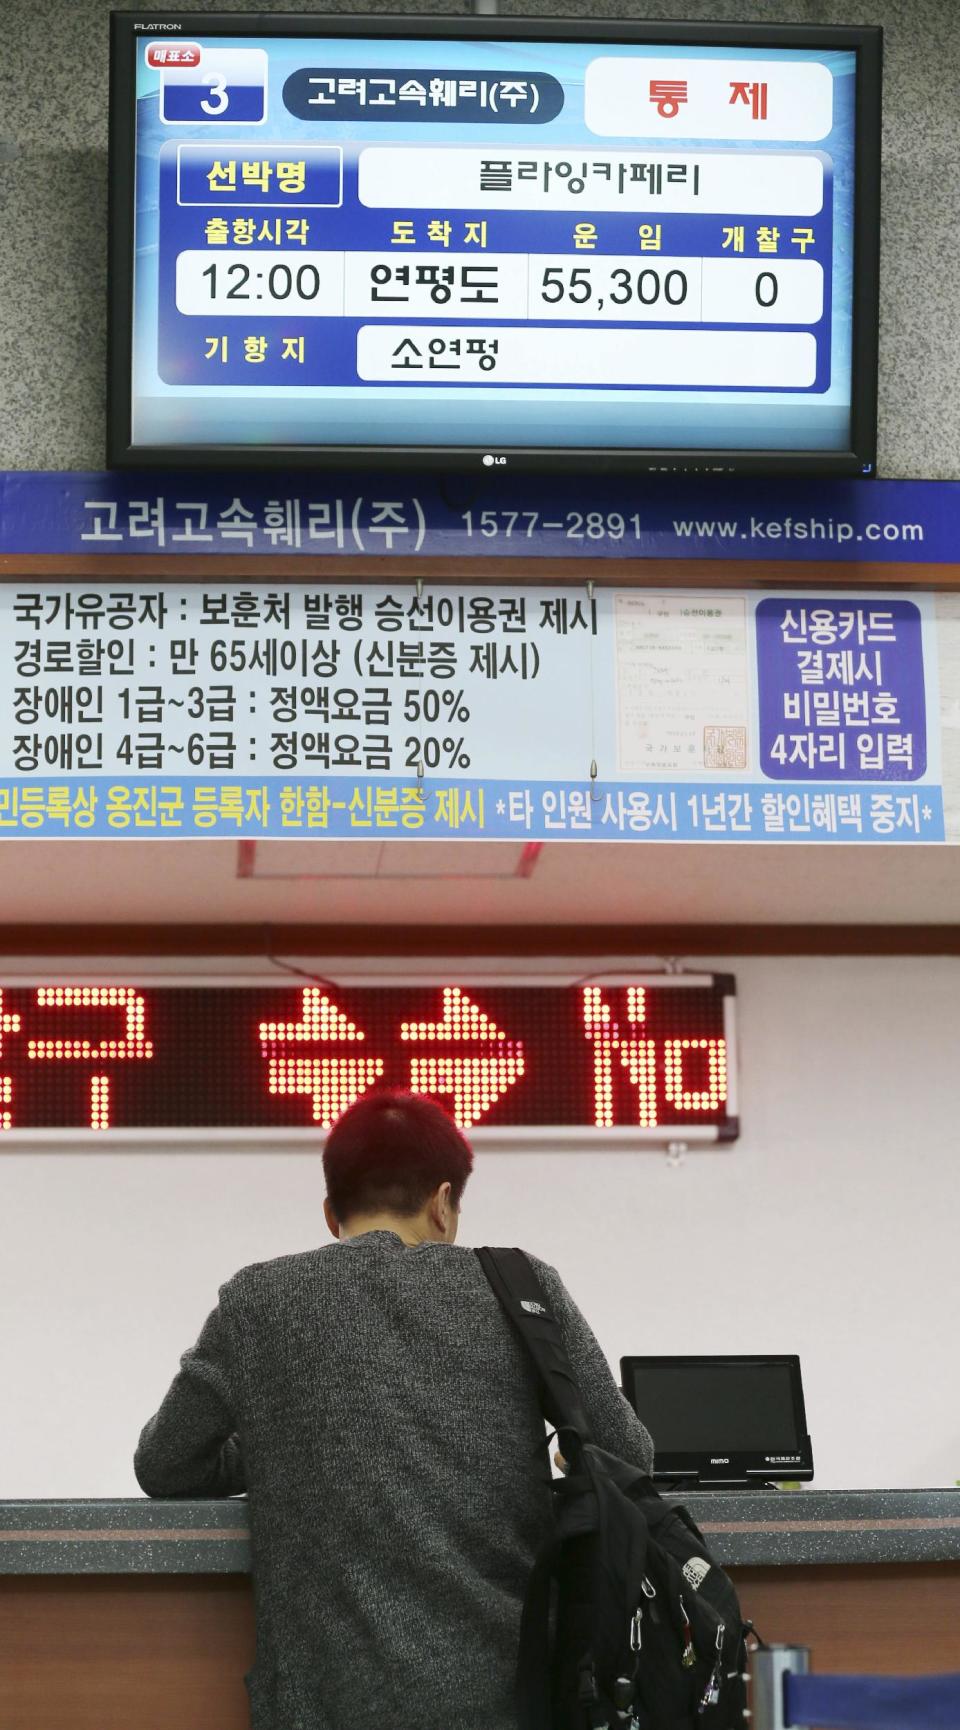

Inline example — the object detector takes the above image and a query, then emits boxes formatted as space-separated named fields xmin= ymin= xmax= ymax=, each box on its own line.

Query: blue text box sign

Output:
xmin=756 ymin=599 xmax=928 ymax=781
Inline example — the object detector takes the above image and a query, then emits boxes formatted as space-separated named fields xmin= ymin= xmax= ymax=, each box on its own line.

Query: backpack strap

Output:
xmin=475 ymin=1247 xmax=592 ymax=1446
xmin=514 ymin=1530 xmax=562 ymax=1730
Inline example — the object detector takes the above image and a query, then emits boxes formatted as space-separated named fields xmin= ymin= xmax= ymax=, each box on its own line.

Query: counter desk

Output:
xmin=2 ymin=1490 xmax=958 ymax=1729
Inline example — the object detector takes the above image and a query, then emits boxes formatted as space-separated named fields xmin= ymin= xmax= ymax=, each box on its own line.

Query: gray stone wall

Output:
xmin=1 ymin=0 xmax=956 ymax=473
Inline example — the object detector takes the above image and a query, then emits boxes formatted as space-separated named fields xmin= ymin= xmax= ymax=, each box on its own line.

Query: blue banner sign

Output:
xmin=0 ymin=472 xmax=957 ymax=562
xmin=0 ymin=777 xmax=942 ymax=843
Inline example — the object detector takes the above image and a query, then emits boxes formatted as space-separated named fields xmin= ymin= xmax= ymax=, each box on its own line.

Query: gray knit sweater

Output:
xmin=134 ymin=1232 xmax=655 ymax=1730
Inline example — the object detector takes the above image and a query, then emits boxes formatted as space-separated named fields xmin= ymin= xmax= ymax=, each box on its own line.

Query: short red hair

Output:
xmin=322 ymin=1089 xmax=474 ymax=1223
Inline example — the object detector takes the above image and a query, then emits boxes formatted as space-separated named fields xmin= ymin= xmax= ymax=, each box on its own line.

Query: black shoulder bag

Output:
xmin=476 ymin=1245 xmax=750 ymax=1730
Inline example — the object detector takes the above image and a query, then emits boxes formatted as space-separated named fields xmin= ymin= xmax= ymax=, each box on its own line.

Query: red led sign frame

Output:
xmin=0 ymin=976 xmax=738 ymax=1142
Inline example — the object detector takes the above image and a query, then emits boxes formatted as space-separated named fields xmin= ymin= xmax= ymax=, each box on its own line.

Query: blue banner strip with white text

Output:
xmin=1 ymin=472 xmax=958 ymax=563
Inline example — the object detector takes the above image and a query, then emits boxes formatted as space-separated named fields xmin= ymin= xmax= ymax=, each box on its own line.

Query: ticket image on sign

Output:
xmin=112 ymin=20 xmax=877 ymax=470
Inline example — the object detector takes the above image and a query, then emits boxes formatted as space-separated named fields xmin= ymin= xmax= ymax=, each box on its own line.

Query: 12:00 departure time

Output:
xmin=200 ymin=261 xmax=323 ymax=301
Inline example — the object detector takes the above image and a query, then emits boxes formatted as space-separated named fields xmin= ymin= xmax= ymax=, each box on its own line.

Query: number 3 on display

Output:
xmin=199 ymin=77 xmax=229 ymax=115
xmin=157 ymin=48 xmax=268 ymax=126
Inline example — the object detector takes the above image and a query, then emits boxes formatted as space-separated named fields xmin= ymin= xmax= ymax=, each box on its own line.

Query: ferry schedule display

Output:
xmin=108 ymin=18 xmax=880 ymax=473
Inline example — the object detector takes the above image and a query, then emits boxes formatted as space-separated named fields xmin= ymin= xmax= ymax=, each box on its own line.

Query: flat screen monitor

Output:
xmin=108 ymin=14 xmax=881 ymax=476
xmin=620 ymin=1354 xmax=814 ymax=1485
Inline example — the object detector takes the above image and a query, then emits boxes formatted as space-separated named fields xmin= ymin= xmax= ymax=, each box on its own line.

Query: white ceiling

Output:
xmin=0 ymin=837 xmax=957 ymax=928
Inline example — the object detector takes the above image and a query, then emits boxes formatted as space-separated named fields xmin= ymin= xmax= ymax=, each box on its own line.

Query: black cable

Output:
xmin=262 ymin=925 xmax=342 ymax=994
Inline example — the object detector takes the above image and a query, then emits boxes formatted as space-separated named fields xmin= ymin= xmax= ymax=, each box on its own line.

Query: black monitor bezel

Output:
xmin=619 ymin=1352 xmax=814 ymax=1484
xmin=108 ymin=12 xmax=882 ymax=477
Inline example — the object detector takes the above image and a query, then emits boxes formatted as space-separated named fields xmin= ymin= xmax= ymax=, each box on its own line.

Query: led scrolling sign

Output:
xmin=0 ymin=978 xmax=737 ymax=1140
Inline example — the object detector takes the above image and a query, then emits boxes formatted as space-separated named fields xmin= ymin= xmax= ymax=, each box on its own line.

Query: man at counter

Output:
xmin=134 ymin=1089 xmax=654 ymax=1730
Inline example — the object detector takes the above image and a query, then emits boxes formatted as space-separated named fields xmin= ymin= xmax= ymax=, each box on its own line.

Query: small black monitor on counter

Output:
xmin=620 ymin=1353 xmax=814 ymax=1487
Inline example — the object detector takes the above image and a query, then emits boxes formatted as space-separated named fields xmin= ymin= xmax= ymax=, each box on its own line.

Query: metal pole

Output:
xmin=752 ymin=1646 xmax=812 ymax=1730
